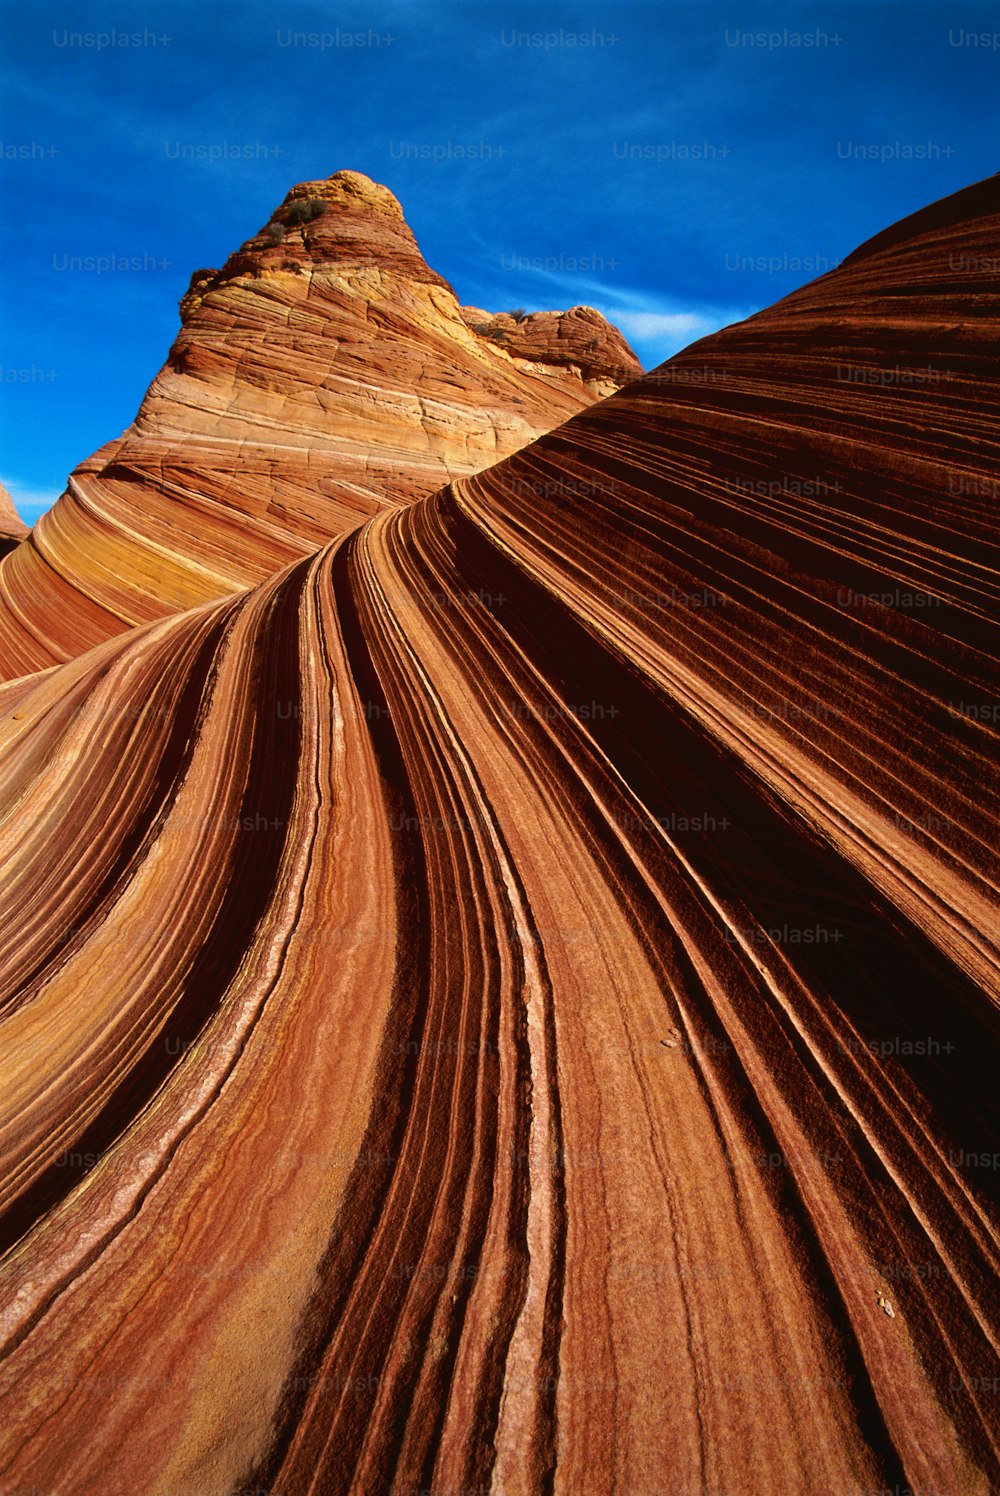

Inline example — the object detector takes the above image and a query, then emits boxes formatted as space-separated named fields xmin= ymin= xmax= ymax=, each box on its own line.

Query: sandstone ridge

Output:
xmin=0 ymin=169 xmax=641 ymax=680
xmin=0 ymin=175 xmax=997 ymax=1493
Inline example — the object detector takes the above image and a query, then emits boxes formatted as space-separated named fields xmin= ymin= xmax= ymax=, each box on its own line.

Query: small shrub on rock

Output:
xmin=285 ymin=198 xmax=327 ymax=226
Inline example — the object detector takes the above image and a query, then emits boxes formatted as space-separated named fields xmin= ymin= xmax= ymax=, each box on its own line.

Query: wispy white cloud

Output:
xmin=454 ymin=240 xmax=757 ymax=366
xmin=0 ymin=474 xmax=60 ymax=526
xmin=591 ymin=296 xmax=754 ymax=368
xmin=613 ymin=310 xmax=711 ymax=341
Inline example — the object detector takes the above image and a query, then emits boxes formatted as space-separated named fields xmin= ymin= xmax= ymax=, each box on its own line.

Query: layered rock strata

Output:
xmin=0 ymin=177 xmax=997 ymax=1493
xmin=0 ymin=484 xmax=27 ymax=556
xmin=0 ymin=171 xmax=640 ymax=681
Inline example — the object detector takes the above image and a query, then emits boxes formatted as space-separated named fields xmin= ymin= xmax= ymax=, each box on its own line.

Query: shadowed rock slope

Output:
xmin=0 ymin=175 xmax=997 ymax=1494
xmin=0 ymin=170 xmax=640 ymax=682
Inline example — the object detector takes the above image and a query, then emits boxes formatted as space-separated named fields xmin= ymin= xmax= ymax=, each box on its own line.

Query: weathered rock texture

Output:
xmin=0 ymin=171 xmax=640 ymax=681
xmin=0 ymin=484 xmax=27 ymax=555
xmin=459 ymin=302 xmax=642 ymax=397
xmin=0 ymin=176 xmax=997 ymax=1495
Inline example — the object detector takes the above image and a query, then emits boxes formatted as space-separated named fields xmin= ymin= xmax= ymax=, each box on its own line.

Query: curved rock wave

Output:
xmin=0 ymin=175 xmax=997 ymax=1492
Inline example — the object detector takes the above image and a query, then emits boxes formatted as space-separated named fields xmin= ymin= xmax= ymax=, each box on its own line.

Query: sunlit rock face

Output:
xmin=0 ymin=175 xmax=997 ymax=1495
xmin=0 ymin=170 xmax=640 ymax=682
xmin=0 ymin=483 xmax=27 ymax=556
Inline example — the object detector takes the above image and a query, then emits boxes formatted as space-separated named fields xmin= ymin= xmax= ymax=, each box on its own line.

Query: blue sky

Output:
xmin=1 ymin=0 xmax=997 ymax=523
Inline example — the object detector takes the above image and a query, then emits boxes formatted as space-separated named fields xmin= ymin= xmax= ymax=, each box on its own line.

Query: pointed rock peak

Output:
xmin=180 ymin=169 xmax=448 ymax=321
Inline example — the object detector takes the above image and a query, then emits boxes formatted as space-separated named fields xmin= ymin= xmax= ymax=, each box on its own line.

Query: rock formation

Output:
xmin=459 ymin=302 xmax=641 ymax=397
xmin=0 ymin=170 xmax=640 ymax=681
xmin=0 ymin=483 xmax=27 ymax=556
xmin=0 ymin=175 xmax=997 ymax=1494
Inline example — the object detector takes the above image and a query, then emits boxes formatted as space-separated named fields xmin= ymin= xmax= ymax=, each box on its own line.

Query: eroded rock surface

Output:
xmin=0 ymin=176 xmax=997 ymax=1494
xmin=0 ymin=171 xmax=640 ymax=681
xmin=0 ymin=484 xmax=27 ymax=555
